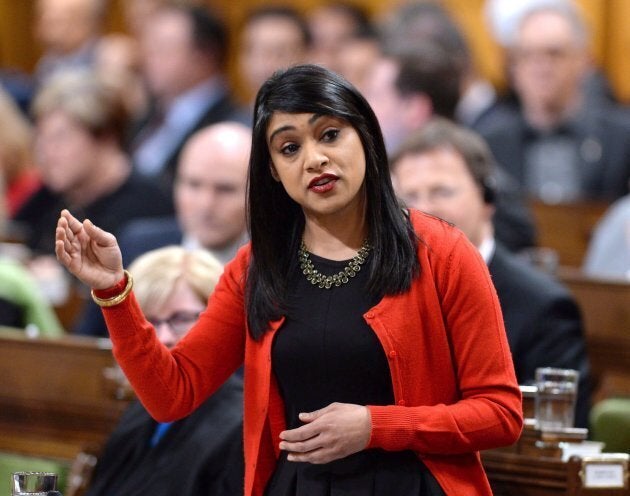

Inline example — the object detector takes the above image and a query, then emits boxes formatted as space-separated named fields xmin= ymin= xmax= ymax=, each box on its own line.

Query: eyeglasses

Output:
xmin=147 ymin=311 xmax=201 ymax=336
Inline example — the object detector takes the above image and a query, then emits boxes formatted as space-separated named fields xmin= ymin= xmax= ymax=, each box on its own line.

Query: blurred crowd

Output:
xmin=1 ymin=0 xmax=629 ymax=491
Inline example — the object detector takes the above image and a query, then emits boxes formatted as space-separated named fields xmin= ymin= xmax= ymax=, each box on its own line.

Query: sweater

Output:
xmin=98 ymin=209 xmax=523 ymax=496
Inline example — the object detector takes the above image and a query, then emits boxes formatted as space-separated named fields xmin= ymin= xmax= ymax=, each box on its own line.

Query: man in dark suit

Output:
xmin=130 ymin=4 xmax=246 ymax=197
xmin=480 ymin=2 xmax=630 ymax=203
xmin=390 ymin=118 xmax=591 ymax=428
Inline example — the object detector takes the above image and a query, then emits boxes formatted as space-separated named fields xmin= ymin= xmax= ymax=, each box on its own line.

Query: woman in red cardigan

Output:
xmin=56 ymin=64 xmax=522 ymax=496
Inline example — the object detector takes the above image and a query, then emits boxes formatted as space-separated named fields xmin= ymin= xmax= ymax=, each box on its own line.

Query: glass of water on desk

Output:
xmin=535 ymin=367 xmax=579 ymax=431
xmin=11 ymin=471 xmax=57 ymax=495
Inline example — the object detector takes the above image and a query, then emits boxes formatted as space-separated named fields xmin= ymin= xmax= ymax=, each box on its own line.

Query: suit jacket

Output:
xmin=118 ymin=216 xmax=183 ymax=267
xmin=481 ymin=104 xmax=630 ymax=202
xmin=130 ymin=91 xmax=248 ymax=199
xmin=85 ymin=375 xmax=244 ymax=496
xmin=488 ymin=242 xmax=591 ymax=427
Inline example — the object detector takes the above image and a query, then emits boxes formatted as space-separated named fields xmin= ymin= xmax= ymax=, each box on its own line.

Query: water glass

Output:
xmin=11 ymin=471 xmax=57 ymax=496
xmin=535 ymin=367 xmax=579 ymax=431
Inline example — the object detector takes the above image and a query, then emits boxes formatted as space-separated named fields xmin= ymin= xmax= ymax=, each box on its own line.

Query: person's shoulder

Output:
xmin=119 ymin=216 xmax=180 ymax=239
xmin=0 ymin=257 xmax=37 ymax=293
xmin=599 ymin=195 xmax=630 ymax=224
xmin=491 ymin=244 xmax=573 ymax=301
xmin=589 ymin=102 xmax=630 ymax=130
xmin=408 ymin=208 xmax=460 ymax=243
xmin=223 ymin=243 xmax=252 ymax=277
xmin=118 ymin=216 xmax=181 ymax=264
xmin=119 ymin=171 xmax=169 ymax=195
xmin=13 ymin=185 xmax=57 ymax=219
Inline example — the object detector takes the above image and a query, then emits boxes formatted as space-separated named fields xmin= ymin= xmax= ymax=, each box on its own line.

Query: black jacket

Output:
xmin=85 ymin=375 xmax=244 ymax=496
xmin=489 ymin=242 xmax=592 ymax=428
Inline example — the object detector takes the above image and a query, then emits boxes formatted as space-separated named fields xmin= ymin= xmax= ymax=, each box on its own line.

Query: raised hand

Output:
xmin=55 ymin=209 xmax=124 ymax=289
xmin=278 ymin=402 xmax=371 ymax=464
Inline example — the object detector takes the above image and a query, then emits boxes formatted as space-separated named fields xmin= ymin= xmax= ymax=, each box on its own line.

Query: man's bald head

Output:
xmin=35 ymin=0 xmax=106 ymax=54
xmin=175 ymin=122 xmax=251 ymax=251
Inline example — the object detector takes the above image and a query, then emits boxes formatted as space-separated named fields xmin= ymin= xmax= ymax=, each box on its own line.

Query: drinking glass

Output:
xmin=535 ymin=367 xmax=579 ymax=431
xmin=11 ymin=471 xmax=57 ymax=496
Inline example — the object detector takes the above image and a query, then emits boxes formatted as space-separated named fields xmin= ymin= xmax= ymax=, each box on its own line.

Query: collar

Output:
xmin=182 ymin=231 xmax=249 ymax=265
xmin=477 ymin=235 xmax=496 ymax=265
xmin=164 ymin=77 xmax=226 ymax=129
xmin=523 ymin=100 xmax=590 ymax=140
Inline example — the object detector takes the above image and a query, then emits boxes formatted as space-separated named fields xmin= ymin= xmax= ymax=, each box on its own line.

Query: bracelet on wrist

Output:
xmin=91 ymin=270 xmax=133 ymax=308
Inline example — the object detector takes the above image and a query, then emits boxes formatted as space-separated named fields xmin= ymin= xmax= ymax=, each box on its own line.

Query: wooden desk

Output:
xmin=483 ymin=450 xmax=630 ymax=496
xmin=529 ymin=200 xmax=609 ymax=268
xmin=483 ymin=423 xmax=629 ymax=495
xmin=557 ymin=268 xmax=630 ymax=401
xmin=0 ymin=328 xmax=129 ymax=461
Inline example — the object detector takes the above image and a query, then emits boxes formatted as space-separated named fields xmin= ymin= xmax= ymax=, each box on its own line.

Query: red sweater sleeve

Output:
xmin=368 ymin=232 xmax=522 ymax=454
xmin=101 ymin=249 xmax=248 ymax=422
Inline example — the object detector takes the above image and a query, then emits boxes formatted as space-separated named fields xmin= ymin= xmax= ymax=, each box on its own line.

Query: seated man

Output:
xmin=84 ymin=246 xmax=243 ymax=496
xmin=390 ymin=118 xmax=592 ymax=428
xmin=480 ymin=2 xmax=630 ymax=203
xmin=119 ymin=121 xmax=250 ymax=266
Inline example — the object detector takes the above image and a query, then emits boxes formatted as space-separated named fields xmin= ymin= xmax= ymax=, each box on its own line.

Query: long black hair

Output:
xmin=246 ymin=64 xmax=419 ymax=339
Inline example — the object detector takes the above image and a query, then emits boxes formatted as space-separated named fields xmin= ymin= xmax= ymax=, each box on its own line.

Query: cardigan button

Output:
xmin=398 ymin=399 xmax=406 ymax=406
xmin=366 ymin=311 xmax=374 ymax=319
xmin=388 ymin=350 xmax=397 ymax=359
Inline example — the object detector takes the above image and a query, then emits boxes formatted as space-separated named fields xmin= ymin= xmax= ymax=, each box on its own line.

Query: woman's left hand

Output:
xmin=279 ymin=402 xmax=371 ymax=464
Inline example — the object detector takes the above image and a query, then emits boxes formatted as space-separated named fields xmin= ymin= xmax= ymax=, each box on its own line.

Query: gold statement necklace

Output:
xmin=298 ymin=239 xmax=371 ymax=289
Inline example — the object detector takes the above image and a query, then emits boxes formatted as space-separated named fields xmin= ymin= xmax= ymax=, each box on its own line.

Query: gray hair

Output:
xmin=508 ymin=0 xmax=590 ymax=49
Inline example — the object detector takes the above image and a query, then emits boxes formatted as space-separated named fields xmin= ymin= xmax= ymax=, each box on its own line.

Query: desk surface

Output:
xmin=0 ymin=328 xmax=129 ymax=460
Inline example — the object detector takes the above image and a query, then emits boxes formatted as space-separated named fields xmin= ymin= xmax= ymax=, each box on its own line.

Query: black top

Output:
xmin=13 ymin=172 xmax=174 ymax=255
xmin=267 ymin=251 xmax=445 ymax=495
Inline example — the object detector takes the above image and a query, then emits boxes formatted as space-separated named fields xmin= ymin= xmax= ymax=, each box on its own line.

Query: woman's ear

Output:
xmin=269 ymin=163 xmax=281 ymax=182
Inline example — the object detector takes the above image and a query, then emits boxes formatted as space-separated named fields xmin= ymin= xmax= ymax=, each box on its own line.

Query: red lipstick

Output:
xmin=308 ymin=173 xmax=338 ymax=193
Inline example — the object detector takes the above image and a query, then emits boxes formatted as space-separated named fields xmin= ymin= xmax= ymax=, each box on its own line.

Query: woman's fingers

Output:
xmin=279 ymin=403 xmax=371 ymax=464
xmin=83 ymin=218 xmax=116 ymax=247
xmin=61 ymin=209 xmax=83 ymax=234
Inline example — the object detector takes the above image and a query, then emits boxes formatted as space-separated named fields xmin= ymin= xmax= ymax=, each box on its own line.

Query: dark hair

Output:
xmin=246 ymin=64 xmax=419 ymax=339
xmin=390 ymin=117 xmax=497 ymax=204
xmin=393 ymin=43 xmax=463 ymax=120
xmin=243 ymin=5 xmax=312 ymax=48
xmin=164 ymin=5 xmax=229 ymax=67
xmin=380 ymin=2 xmax=472 ymax=75
xmin=314 ymin=2 xmax=374 ymax=38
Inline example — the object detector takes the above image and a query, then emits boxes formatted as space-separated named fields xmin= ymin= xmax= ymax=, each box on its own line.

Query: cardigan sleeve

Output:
xmin=368 ymin=232 xmax=523 ymax=454
xmin=100 ymin=248 xmax=249 ymax=422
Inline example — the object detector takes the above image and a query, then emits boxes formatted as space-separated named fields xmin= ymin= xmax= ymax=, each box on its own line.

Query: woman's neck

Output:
xmin=302 ymin=207 xmax=368 ymax=261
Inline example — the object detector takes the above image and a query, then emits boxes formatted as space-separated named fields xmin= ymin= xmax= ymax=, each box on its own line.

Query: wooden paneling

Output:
xmin=1 ymin=1 xmax=629 ymax=103
xmin=529 ymin=200 xmax=609 ymax=268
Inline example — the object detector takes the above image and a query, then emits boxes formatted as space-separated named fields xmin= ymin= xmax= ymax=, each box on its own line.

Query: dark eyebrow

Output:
xmin=309 ymin=113 xmax=323 ymax=124
xmin=268 ymin=125 xmax=295 ymax=143
xmin=268 ymin=114 xmax=325 ymax=143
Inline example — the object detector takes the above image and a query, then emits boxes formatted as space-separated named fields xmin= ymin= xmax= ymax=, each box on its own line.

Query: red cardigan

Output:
xmin=98 ymin=210 xmax=522 ymax=496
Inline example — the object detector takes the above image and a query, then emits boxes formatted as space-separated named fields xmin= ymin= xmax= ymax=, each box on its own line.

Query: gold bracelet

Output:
xmin=91 ymin=270 xmax=133 ymax=308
